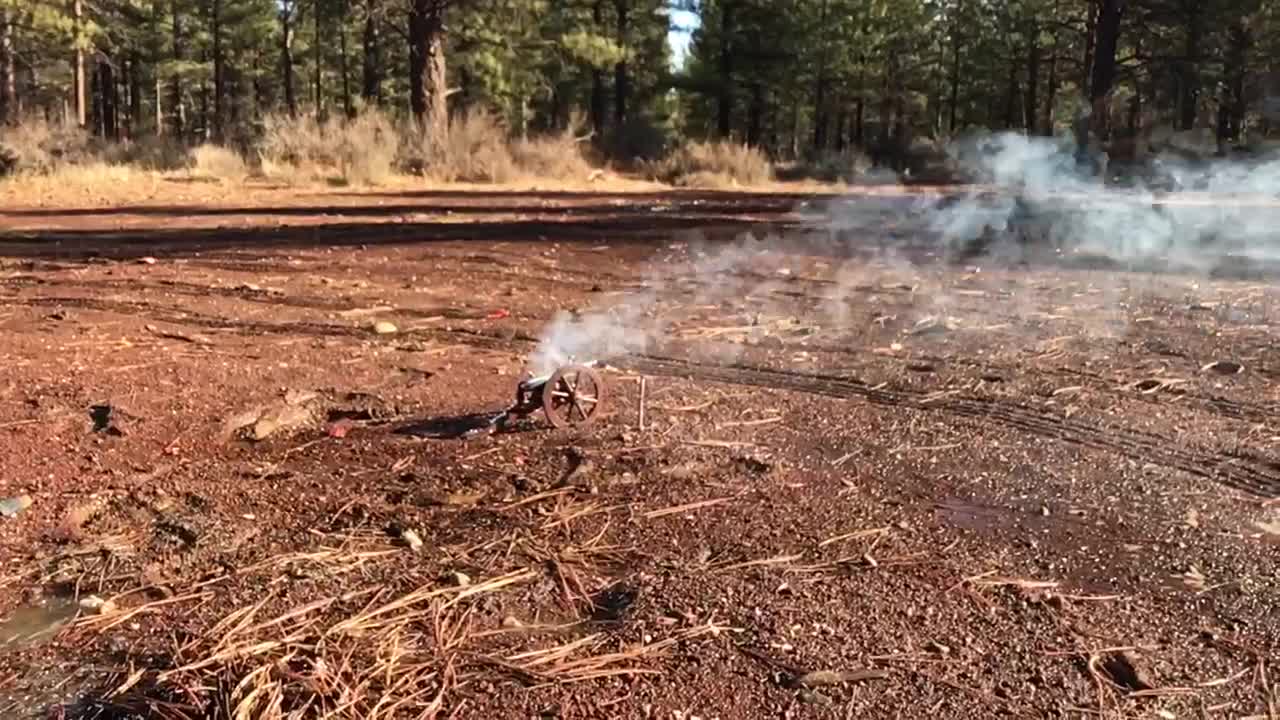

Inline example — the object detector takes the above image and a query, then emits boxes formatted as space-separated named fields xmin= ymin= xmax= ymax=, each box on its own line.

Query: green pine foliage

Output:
xmin=2 ymin=0 xmax=1280 ymax=181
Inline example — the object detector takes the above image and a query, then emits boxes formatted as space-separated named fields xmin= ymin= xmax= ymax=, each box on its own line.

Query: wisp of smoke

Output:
xmin=527 ymin=128 xmax=1280 ymax=376
xmin=929 ymin=130 xmax=1280 ymax=270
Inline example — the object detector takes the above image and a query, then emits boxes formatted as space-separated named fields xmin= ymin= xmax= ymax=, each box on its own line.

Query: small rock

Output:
xmin=0 ymin=494 xmax=33 ymax=518
xmin=1101 ymin=650 xmax=1155 ymax=691
xmin=1200 ymin=360 xmax=1244 ymax=375
xmin=372 ymin=321 xmax=399 ymax=335
xmin=1184 ymin=509 xmax=1200 ymax=528
xmin=78 ymin=595 xmax=118 ymax=615
xmin=137 ymin=256 xmax=157 ymax=265
xmin=798 ymin=689 xmax=832 ymax=705
xmin=400 ymin=529 xmax=424 ymax=552
xmin=927 ymin=641 xmax=952 ymax=655
xmin=452 ymin=571 xmax=472 ymax=587
xmin=249 ymin=403 xmax=316 ymax=441
xmin=502 ymin=615 xmax=524 ymax=629
xmin=796 ymin=669 xmax=889 ymax=687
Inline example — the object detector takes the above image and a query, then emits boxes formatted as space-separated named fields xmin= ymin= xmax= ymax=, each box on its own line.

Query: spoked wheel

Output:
xmin=543 ymin=364 xmax=605 ymax=428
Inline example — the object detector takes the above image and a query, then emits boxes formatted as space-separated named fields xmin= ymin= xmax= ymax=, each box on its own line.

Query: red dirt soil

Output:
xmin=0 ymin=185 xmax=1277 ymax=719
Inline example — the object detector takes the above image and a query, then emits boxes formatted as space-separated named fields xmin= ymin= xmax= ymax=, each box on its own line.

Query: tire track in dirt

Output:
xmin=615 ymin=355 xmax=1280 ymax=498
xmin=5 ymin=292 xmax=1276 ymax=497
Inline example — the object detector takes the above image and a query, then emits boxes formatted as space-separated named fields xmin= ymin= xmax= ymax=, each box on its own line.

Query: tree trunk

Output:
xmin=0 ymin=8 xmax=14 ymax=125
xmin=834 ymin=110 xmax=846 ymax=151
xmin=1088 ymin=0 xmax=1122 ymax=140
xmin=1024 ymin=23 xmax=1039 ymax=133
xmin=1082 ymin=0 xmax=1096 ymax=97
xmin=1223 ymin=22 xmax=1250 ymax=143
xmin=340 ymin=22 xmax=353 ymax=117
xmin=105 ymin=58 xmax=119 ymax=139
xmin=746 ymin=81 xmax=762 ymax=146
xmin=1004 ymin=48 xmax=1019 ymax=128
xmin=252 ymin=51 xmax=265 ymax=117
xmin=812 ymin=72 xmax=828 ymax=150
xmin=1125 ymin=35 xmax=1141 ymax=134
xmin=199 ymin=50 xmax=209 ymax=140
xmin=811 ymin=0 xmax=830 ymax=152
xmin=89 ymin=58 xmax=100 ymax=134
xmin=1044 ymin=34 xmax=1058 ymax=134
xmin=127 ymin=52 xmax=141 ymax=137
xmin=362 ymin=0 xmax=382 ymax=103
xmin=613 ymin=0 xmax=628 ymax=128
xmin=1177 ymin=3 xmax=1201 ymax=131
xmin=211 ymin=0 xmax=224 ymax=141
xmin=948 ymin=25 xmax=961 ymax=133
xmin=122 ymin=57 xmax=132 ymax=138
xmin=854 ymin=64 xmax=865 ymax=147
xmin=314 ymin=0 xmax=324 ymax=120
xmin=172 ymin=2 xmax=186 ymax=136
xmin=408 ymin=0 xmax=448 ymax=150
xmin=74 ymin=0 xmax=86 ymax=127
xmin=1075 ymin=0 xmax=1121 ymax=172
xmin=717 ymin=0 xmax=734 ymax=138
xmin=281 ymin=5 xmax=297 ymax=116
xmin=783 ymin=90 xmax=793 ymax=156
xmin=854 ymin=96 xmax=864 ymax=147
xmin=589 ymin=0 xmax=605 ymax=137
xmin=155 ymin=74 xmax=163 ymax=134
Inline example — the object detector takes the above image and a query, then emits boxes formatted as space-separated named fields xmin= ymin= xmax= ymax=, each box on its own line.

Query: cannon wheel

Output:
xmin=543 ymin=364 xmax=605 ymax=428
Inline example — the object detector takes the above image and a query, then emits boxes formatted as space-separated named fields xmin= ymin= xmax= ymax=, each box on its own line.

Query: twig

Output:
xmin=653 ymin=399 xmax=716 ymax=413
xmin=713 ymin=553 xmax=803 ymax=573
xmin=462 ymin=447 xmax=502 ymax=462
xmin=682 ymin=439 xmax=758 ymax=449
xmin=643 ymin=496 xmax=736 ymax=519
xmin=639 ymin=376 xmax=647 ymax=432
xmin=817 ymin=527 xmax=890 ymax=548
xmin=501 ymin=487 xmax=575 ymax=510
xmin=716 ymin=416 xmax=783 ymax=429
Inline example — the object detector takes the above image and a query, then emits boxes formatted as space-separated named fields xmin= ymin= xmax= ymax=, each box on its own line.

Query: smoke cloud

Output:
xmin=529 ymin=130 xmax=1280 ymax=375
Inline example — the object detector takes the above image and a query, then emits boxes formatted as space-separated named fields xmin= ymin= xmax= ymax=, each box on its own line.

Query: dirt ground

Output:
xmin=0 ymin=182 xmax=1278 ymax=719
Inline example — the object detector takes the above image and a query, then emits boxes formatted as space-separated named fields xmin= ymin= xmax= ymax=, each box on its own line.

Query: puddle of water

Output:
xmin=0 ymin=598 xmax=79 ymax=648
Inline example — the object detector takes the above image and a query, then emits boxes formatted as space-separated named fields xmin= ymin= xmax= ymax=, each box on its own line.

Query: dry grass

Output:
xmin=338 ymin=110 xmax=398 ymax=185
xmin=403 ymin=109 xmax=517 ymax=183
xmin=645 ymin=140 xmax=773 ymax=188
xmin=400 ymin=110 xmax=598 ymax=185
xmin=189 ymin=144 xmax=248 ymax=183
xmin=89 ymin=548 xmax=720 ymax=719
xmin=257 ymin=112 xmax=334 ymax=183
xmin=510 ymin=130 xmax=594 ymax=183
xmin=0 ymin=117 xmax=99 ymax=176
xmin=0 ymin=113 xmax=830 ymax=199
xmin=3 ymin=162 xmax=159 ymax=201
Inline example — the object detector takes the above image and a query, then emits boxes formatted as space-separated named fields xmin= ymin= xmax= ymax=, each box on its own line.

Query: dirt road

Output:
xmin=0 ymin=185 xmax=1277 ymax=719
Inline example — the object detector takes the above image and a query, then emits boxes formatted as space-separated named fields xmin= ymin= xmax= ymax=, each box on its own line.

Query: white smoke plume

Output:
xmin=528 ymin=129 xmax=1280 ymax=375
xmin=929 ymin=131 xmax=1280 ymax=270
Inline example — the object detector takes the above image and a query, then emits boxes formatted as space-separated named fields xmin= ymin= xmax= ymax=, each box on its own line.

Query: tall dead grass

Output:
xmin=189 ymin=144 xmax=249 ymax=182
xmin=401 ymin=109 xmax=516 ymax=182
xmin=0 ymin=117 xmax=100 ymax=175
xmin=644 ymin=140 xmax=773 ymax=188
xmin=400 ymin=109 xmax=595 ymax=184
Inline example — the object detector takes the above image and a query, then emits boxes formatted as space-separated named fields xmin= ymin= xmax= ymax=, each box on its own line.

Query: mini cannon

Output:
xmin=494 ymin=362 xmax=607 ymax=430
